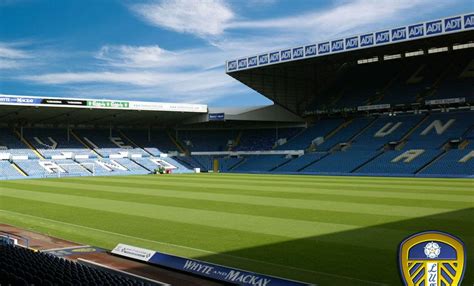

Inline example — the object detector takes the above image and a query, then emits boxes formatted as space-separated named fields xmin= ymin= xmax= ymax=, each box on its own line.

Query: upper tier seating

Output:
xmin=236 ymin=128 xmax=301 ymax=151
xmin=0 ymin=129 xmax=37 ymax=158
xmin=316 ymin=117 xmax=374 ymax=151
xmin=429 ymin=57 xmax=474 ymax=101
xmin=0 ymin=244 xmax=152 ymax=286
xmin=121 ymin=129 xmax=180 ymax=155
xmin=23 ymin=128 xmax=93 ymax=158
xmin=276 ymin=118 xmax=343 ymax=150
xmin=75 ymin=129 xmax=148 ymax=158
xmin=306 ymin=50 xmax=472 ymax=111
xmin=178 ymin=130 xmax=237 ymax=151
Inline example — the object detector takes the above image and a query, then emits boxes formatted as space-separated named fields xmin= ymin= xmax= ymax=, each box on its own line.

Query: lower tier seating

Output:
xmin=0 ymin=244 xmax=152 ymax=286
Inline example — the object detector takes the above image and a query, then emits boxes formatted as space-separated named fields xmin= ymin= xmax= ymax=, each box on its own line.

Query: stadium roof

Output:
xmin=0 ymin=94 xmax=303 ymax=127
xmin=225 ymin=13 xmax=474 ymax=115
xmin=0 ymin=94 xmax=207 ymax=127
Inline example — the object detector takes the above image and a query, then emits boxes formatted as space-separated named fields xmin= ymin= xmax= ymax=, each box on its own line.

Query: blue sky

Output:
xmin=0 ymin=0 xmax=471 ymax=106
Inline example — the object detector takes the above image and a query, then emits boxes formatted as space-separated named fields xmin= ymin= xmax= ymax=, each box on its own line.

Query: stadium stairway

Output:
xmin=70 ymin=130 xmax=103 ymax=158
xmin=13 ymin=129 xmax=43 ymax=159
xmin=167 ymin=130 xmax=187 ymax=154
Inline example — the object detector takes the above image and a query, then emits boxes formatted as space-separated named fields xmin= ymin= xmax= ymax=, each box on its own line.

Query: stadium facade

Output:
xmin=0 ymin=13 xmax=473 ymax=180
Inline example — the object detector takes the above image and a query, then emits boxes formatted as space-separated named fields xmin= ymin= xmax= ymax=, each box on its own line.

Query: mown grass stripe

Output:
xmin=42 ymin=177 xmax=473 ymax=203
xmin=0 ymin=209 xmax=387 ymax=286
xmin=110 ymin=173 xmax=474 ymax=187
xmin=2 ymin=181 xmax=460 ymax=217
xmin=2 ymin=187 xmax=368 ymax=239
xmin=56 ymin=176 xmax=474 ymax=195
xmin=10 ymin=182 xmax=474 ymax=234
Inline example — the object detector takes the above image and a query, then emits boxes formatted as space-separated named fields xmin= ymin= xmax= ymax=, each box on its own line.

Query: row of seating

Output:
xmin=307 ymin=50 xmax=473 ymax=110
xmin=0 ymin=244 xmax=153 ymax=286
xmin=1 ymin=110 xmax=473 ymax=178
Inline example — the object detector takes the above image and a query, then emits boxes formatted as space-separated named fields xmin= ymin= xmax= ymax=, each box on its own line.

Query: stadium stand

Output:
xmin=420 ymin=149 xmax=474 ymax=176
xmin=74 ymin=129 xmax=148 ymax=158
xmin=236 ymin=128 xmax=301 ymax=151
xmin=276 ymin=118 xmax=343 ymax=150
xmin=0 ymin=244 xmax=153 ymax=286
xmin=0 ymin=128 xmax=38 ymax=158
xmin=0 ymin=161 xmax=23 ymax=180
xmin=23 ymin=128 xmax=93 ymax=158
xmin=177 ymin=130 xmax=237 ymax=151
xmin=273 ymin=153 xmax=327 ymax=172
xmin=315 ymin=117 xmax=374 ymax=151
xmin=121 ymin=129 xmax=180 ymax=155
xmin=232 ymin=155 xmax=291 ymax=172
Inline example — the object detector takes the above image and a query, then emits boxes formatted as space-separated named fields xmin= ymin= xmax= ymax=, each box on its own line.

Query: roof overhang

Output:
xmin=0 ymin=94 xmax=207 ymax=127
xmin=225 ymin=13 xmax=474 ymax=115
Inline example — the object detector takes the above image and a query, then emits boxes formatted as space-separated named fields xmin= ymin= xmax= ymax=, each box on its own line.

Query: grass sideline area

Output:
xmin=0 ymin=173 xmax=472 ymax=285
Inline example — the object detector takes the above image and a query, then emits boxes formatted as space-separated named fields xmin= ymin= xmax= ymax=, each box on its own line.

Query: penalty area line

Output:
xmin=0 ymin=209 xmax=387 ymax=286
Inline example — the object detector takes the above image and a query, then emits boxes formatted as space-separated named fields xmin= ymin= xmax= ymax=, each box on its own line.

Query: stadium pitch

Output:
xmin=0 ymin=174 xmax=472 ymax=285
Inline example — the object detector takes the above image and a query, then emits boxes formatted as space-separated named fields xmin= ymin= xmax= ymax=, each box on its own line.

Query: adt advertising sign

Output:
xmin=375 ymin=30 xmax=390 ymax=44
xmin=345 ymin=36 xmax=358 ymax=49
xmin=292 ymin=47 xmax=304 ymax=59
xmin=426 ymin=20 xmax=442 ymax=35
xmin=444 ymin=16 xmax=462 ymax=32
xmin=280 ymin=49 xmax=291 ymax=61
xmin=227 ymin=61 xmax=237 ymax=71
xmin=248 ymin=56 xmax=258 ymax=67
xmin=238 ymin=59 xmax=248 ymax=69
xmin=304 ymin=45 xmax=317 ymax=56
xmin=318 ymin=42 xmax=330 ymax=54
xmin=269 ymin=52 xmax=280 ymax=63
xmin=465 ymin=14 xmax=474 ymax=29
xmin=360 ymin=33 xmax=374 ymax=47
xmin=331 ymin=39 xmax=344 ymax=52
xmin=259 ymin=54 xmax=269 ymax=65
xmin=391 ymin=27 xmax=406 ymax=41
xmin=408 ymin=24 xmax=424 ymax=38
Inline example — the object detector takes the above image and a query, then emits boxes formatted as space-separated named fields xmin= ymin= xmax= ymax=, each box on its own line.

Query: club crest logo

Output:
xmin=399 ymin=231 xmax=466 ymax=286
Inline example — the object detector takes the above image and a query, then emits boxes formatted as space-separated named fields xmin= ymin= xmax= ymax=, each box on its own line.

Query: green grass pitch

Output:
xmin=0 ymin=173 xmax=472 ymax=285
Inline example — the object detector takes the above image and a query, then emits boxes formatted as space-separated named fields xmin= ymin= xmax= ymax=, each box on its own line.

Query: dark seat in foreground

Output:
xmin=0 ymin=244 xmax=152 ymax=286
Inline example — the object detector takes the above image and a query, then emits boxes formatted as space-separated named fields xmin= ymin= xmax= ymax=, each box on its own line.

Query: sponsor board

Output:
xmin=112 ymin=243 xmax=156 ymax=262
xmin=0 ymin=96 xmax=42 ymax=105
xmin=0 ymin=95 xmax=207 ymax=113
xmin=208 ymin=113 xmax=225 ymax=121
xmin=226 ymin=12 xmax=473 ymax=72
xmin=113 ymin=244 xmax=312 ymax=286
xmin=425 ymin=97 xmax=465 ymax=105
xmin=357 ymin=104 xmax=391 ymax=111
xmin=41 ymin=99 xmax=87 ymax=106
xmin=87 ymin=100 xmax=129 ymax=109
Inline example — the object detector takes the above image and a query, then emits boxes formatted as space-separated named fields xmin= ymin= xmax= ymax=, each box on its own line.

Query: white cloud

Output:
xmin=131 ymin=0 xmax=234 ymax=37
xmin=96 ymin=45 xmax=227 ymax=70
xmin=0 ymin=42 xmax=33 ymax=69
xmin=12 ymin=0 xmax=457 ymax=105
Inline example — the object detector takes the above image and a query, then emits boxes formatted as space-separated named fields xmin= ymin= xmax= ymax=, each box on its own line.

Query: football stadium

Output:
xmin=1 ymin=5 xmax=473 ymax=286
